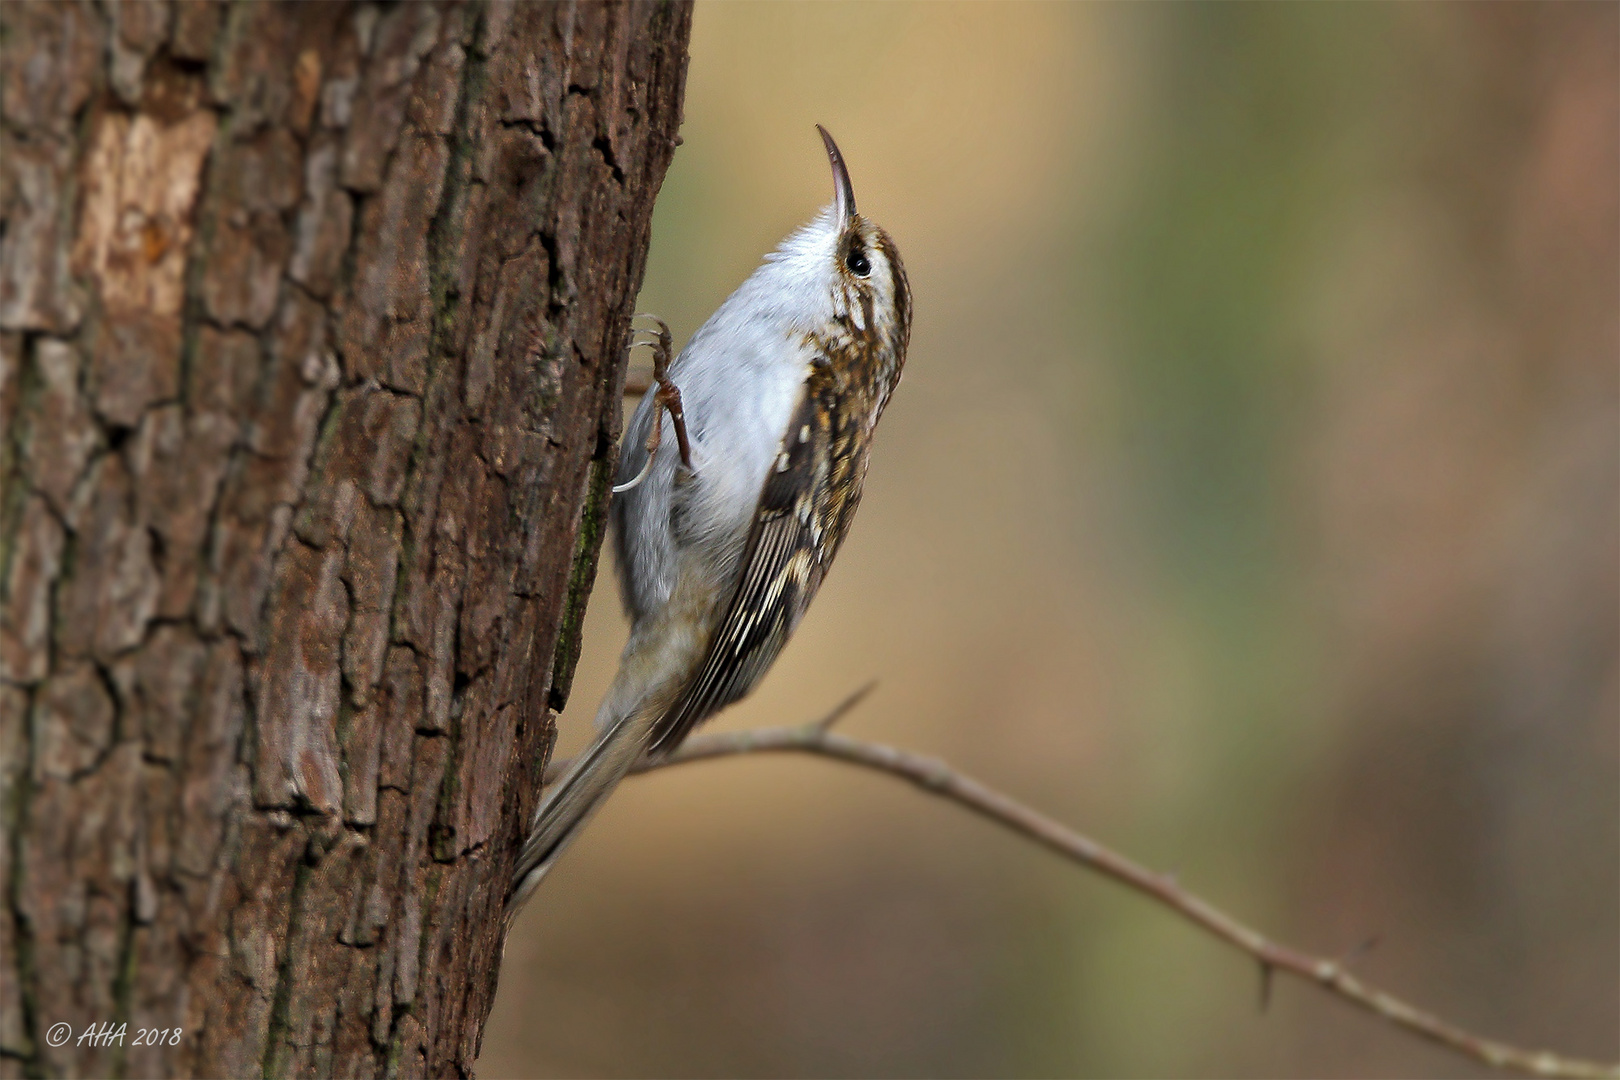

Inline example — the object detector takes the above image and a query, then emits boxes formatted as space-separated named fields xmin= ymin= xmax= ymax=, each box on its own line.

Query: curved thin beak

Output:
xmin=817 ymin=125 xmax=857 ymax=225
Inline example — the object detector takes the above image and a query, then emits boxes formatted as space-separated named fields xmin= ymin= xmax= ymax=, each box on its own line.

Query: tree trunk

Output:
xmin=0 ymin=2 xmax=691 ymax=1075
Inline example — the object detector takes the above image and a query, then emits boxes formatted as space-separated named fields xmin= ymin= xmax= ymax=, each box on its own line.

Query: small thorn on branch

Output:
xmin=1341 ymin=934 xmax=1381 ymax=969
xmin=810 ymin=680 xmax=878 ymax=733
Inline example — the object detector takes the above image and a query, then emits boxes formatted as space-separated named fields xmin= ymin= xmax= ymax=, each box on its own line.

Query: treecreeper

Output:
xmin=507 ymin=127 xmax=913 ymax=920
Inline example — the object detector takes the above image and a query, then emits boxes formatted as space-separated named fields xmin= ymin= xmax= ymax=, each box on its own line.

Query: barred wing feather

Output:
xmin=648 ymin=382 xmax=846 ymax=754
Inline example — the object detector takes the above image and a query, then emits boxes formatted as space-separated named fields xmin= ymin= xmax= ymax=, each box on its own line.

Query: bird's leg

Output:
xmin=612 ymin=315 xmax=694 ymax=493
xmin=641 ymin=315 xmax=694 ymax=473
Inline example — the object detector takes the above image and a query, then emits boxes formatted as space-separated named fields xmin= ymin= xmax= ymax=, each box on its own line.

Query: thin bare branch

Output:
xmin=606 ymin=705 xmax=1619 ymax=1080
xmin=541 ymin=684 xmax=878 ymax=787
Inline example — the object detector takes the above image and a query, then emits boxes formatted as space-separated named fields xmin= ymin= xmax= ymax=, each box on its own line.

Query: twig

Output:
xmin=570 ymin=696 xmax=1618 ymax=1080
xmin=540 ymin=683 xmax=879 ymax=787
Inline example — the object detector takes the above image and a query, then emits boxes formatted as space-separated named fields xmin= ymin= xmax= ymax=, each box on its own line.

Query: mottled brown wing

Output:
xmin=649 ymin=381 xmax=845 ymax=755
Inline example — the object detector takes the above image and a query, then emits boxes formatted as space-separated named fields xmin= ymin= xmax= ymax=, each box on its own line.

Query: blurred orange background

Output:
xmin=482 ymin=4 xmax=1618 ymax=1076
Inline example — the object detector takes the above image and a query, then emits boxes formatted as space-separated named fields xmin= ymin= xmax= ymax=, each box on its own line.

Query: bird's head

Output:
xmin=756 ymin=128 xmax=911 ymax=359
xmin=817 ymin=126 xmax=910 ymax=345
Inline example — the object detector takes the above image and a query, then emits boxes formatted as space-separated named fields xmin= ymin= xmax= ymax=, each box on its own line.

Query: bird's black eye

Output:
xmin=845 ymin=248 xmax=871 ymax=277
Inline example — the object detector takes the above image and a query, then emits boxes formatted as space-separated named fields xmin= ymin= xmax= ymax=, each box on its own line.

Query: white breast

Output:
xmin=612 ymin=207 xmax=842 ymax=624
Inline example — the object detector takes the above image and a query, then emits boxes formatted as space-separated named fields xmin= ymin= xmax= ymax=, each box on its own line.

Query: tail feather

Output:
xmin=506 ymin=610 xmax=707 ymax=926
xmin=505 ymin=703 xmax=658 ymax=925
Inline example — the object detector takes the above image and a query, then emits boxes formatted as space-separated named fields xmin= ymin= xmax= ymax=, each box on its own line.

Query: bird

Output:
xmin=507 ymin=126 xmax=911 ymax=922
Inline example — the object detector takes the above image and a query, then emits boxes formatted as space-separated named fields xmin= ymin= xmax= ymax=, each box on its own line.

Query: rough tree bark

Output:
xmin=0 ymin=2 xmax=691 ymax=1075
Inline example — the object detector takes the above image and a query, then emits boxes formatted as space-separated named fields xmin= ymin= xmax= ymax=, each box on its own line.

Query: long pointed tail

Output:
xmin=505 ymin=700 xmax=658 ymax=925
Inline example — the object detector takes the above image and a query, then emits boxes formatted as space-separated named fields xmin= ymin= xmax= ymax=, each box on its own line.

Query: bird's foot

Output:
xmin=614 ymin=314 xmax=694 ymax=493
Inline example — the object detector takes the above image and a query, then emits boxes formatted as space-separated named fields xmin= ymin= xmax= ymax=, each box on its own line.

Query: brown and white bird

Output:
xmin=508 ymin=127 xmax=911 ymax=921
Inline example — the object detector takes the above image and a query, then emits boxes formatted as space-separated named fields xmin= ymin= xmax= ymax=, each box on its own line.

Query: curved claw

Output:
xmin=612 ymin=451 xmax=655 ymax=494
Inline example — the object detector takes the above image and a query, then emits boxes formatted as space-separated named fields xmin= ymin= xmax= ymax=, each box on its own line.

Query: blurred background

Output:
xmin=483 ymin=3 xmax=1618 ymax=1076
